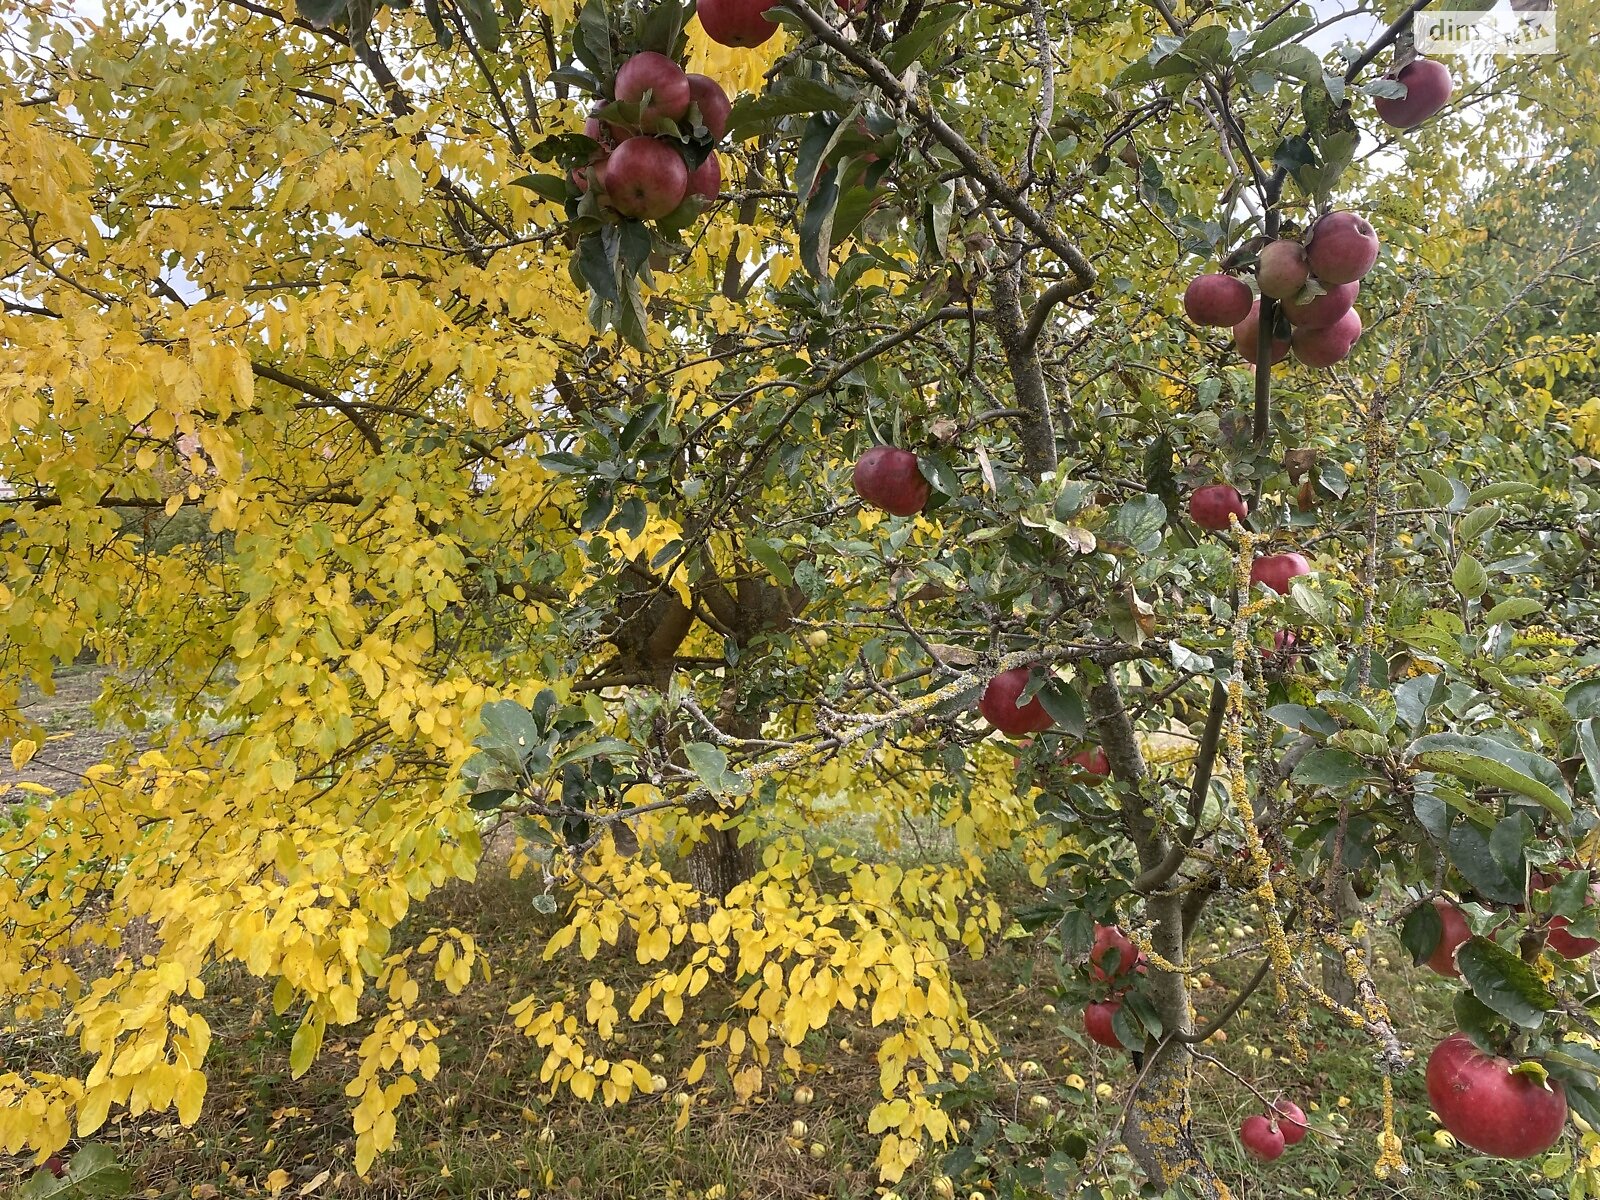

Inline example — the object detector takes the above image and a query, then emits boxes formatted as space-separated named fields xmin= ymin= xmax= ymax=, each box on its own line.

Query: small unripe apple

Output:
xmin=1255 ymin=240 xmax=1310 ymax=300
xmin=852 ymin=445 xmax=930 ymax=516
xmin=794 ymin=1084 xmax=814 ymax=1104
xmin=979 ymin=668 xmax=1055 ymax=737
xmin=1183 ymin=273 xmax=1253 ymax=327
xmin=1427 ymin=899 xmax=1472 ymax=977
xmin=1291 ymin=307 xmax=1362 ymax=367
xmin=1282 ymin=280 xmax=1358 ymax=329
xmin=1374 ymin=58 xmax=1454 ymax=129
xmin=1250 ymin=552 xmax=1311 ymax=595
xmin=932 ymin=1177 xmax=956 ymax=1199
xmin=601 ymin=137 xmax=689 ymax=220
xmin=1240 ymin=1114 xmax=1286 ymax=1162
xmin=808 ymin=1142 xmax=826 ymax=1159
xmin=614 ymin=52 xmax=691 ymax=130
xmin=696 ymin=0 xmax=780 ymax=47
xmin=1427 ymin=1032 xmax=1568 ymax=1158
xmin=790 ymin=1119 xmax=808 ymax=1138
xmin=1189 ymin=483 xmax=1248 ymax=531
xmin=1272 ymin=1099 xmax=1309 ymax=1145
xmin=687 ymin=151 xmax=722 ymax=201
xmin=1306 ymin=211 xmax=1379 ymax=285
xmin=1084 ymin=999 xmax=1122 ymax=1048
xmin=686 ymin=74 xmax=732 ymax=142
xmin=1233 ymin=301 xmax=1289 ymax=366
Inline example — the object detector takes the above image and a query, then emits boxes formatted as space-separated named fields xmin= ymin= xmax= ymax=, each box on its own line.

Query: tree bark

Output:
xmin=1089 ymin=681 xmax=1224 ymax=1199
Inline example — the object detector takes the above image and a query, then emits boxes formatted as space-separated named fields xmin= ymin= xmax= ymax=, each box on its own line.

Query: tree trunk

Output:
xmin=1089 ymin=682 xmax=1225 ymax=1199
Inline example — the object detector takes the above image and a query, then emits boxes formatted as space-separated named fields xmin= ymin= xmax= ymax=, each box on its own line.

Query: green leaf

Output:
xmin=1456 ymin=935 xmax=1557 ymax=1030
xmin=1246 ymin=12 xmax=1314 ymax=55
xmin=511 ymin=173 xmax=571 ymax=202
xmin=1408 ymin=733 xmax=1572 ymax=821
xmin=683 ymin=742 xmax=750 ymax=796
xmin=1458 ymin=505 xmax=1503 ymax=541
xmin=726 ymin=78 xmax=852 ymax=140
xmin=1452 ymin=990 xmax=1502 ymax=1049
xmin=295 ymin=0 xmax=346 ymax=26
xmin=572 ymin=0 xmax=612 ymax=79
xmin=747 ymin=537 xmax=794 ymax=586
xmin=1266 ymin=704 xmax=1337 ymax=737
xmin=1468 ymin=480 xmax=1541 ymax=505
xmin=457 ymin=0 xmax=501 ymax=52
xmin=1576 ymin=719 xmax=1600 ymax=799
xmin=1452 ymin=553 xmax=1489 ymax=600
xmin=1401 ymin=901 xmax=1444 ymax=966
xmin=1292 ymin=747 xmax=1380 ymax=789
xmin=478 ymin=700 xmax=542 ymax=755
xmin=1109 ymin=494 xmax=1167 ymax=554
xmin=1448 ymin=822 xmax=1524 ymax=905
xmin=883 ymin=3 xmax=965 ymax=73
xmin=553 ymin=738 xmax=636 ymax=768
xmin=1484 ymin=597 xmax=1542 ymax=626
xmin=1037 ymin=681 xmax=1086 ymax=740
xmin=1566 ymin=680 xmax=1600 ymax=719
xmin=16 ymin=1144 xmax=133 ymax=1200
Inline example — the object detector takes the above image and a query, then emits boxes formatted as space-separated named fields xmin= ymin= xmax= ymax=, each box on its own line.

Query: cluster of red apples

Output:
xmin=1239 ymin=1099 xmax=1309 ymax=1162
xmin=1184 ymin=210 xmax=1378 ymax=370
xmin=1188 ymin=482 xmax=1311 ymax=598
xmin=1411 ymin=869 xmax=1600 ymax=1159
xmin=1081 ymin=923 xmax=1143 ymax=1050
xmin=578 ymin=52 xmax=732 ymax=220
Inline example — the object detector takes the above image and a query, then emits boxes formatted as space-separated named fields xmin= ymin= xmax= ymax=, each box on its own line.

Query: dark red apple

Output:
xmin=852 ymin=445 xmax=929 ymax=516
xmin=601 ymin=137 xmax=689 ymax=220
xmin=1267 ymin=629 xmax=1300 ymax=671
xmin=687 ymin=152 xmax=721 ymax=201
xmin=1070 ymin=746 xmax=1110 ymax=781
xmin=1250 ymin=552 xmax=1311 ymax=595
xmin=1085 ymin=1000 xmax=1122 ymax=1049
xmin=1233 ymin=301 xmax=1289 ymax=366
xmin=1189 ymin=483 xmax=1248 ymax=531
xmin=1282 ymin=280 xmax=1358 ymax=329
xmin=978 ymin=668 xmax=1055 ymax=737
xmin=687 ymin=74 xmax=732 ymax=142
xmin=1256 ymin=239 xmax=1310 ymax=300
xmin=1427 ymin=1033 xmax=1568 ymax=1159
xmin=1183 ymin=273 xmax=1253 ymax=327
xmin=1539 ymin=874 xmax=1600 ymax=958
xmin=1291 ymin=308 xmax=1362 ymax=367
xmin=1089 ymin=923 xmax=1141 ymax=984
xmin=1240 ymin=1114 xmax=1285 ymax=1162
xmin=1374 ymin=58 xmax=1454 ymax=129
xmin=1272 ymin=1100 xmax=1308 ymax=1146
xmin=585 ymin=102 xmax=632 ymax=149
xmin=1306 ymin=211 xmax=1379 ymax=285
xmin=696 ymin=0 xmax=780 ymax=47
xmin=1427 ymin=899 xmax=1472 ymax=977
xmin=614 ymin=52 xmax=691 ymax=130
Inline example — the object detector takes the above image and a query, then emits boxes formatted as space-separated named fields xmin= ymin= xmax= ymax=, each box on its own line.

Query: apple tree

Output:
xmin=2 ymin=0 xmax=1600 ymax=1193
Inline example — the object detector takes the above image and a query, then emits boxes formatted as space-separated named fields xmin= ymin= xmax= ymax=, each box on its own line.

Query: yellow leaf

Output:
xmin=10 ymin=739 xmax=37 ymax=769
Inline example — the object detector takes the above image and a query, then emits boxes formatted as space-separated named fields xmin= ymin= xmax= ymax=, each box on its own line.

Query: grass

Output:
xmin=2 ymin=845 xmax=1570 ymax=1200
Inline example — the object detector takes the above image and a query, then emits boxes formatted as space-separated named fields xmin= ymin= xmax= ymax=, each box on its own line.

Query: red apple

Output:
xmin=687 ymin=74 xmax=732 ymax=142
xmin=1272 ymin=1100 xmax=1308 ymax=1146
xmin=601 ymin=137 xmax=689 ymax=220
xmin=614 ymin=52 xmax=691 ymax=130
xmin=1374 ymin=58 xmax=1454 ymax=130
xmin=1255 ymin=239 xmax=1310 ymax=300
xmin=1306 ymin=211 xmax=1379 ymax=285
xmin=1189 ymin=483 xmax=1248 ymax=531
xmin=1250 ymin=552 xmax=1311 ymax=595
xmin=1183 ymin=273 xmax=1253 ymax=327
xmin=852 ymin=445 xmax=929 ymax=516
xmin=1426 ymin=1033 xmax=1568 ymax=1159
xmin=1282 ymin=280 xmax=1358 ymax=329
xmin=1089 ymin=923 xmax=1141 ymax=984
xmin=978 ymin=668 xmax=1055 ymax=737
xmin=1291 ymin=307 xmax=1362 ymax=367
xmin=696 ymin=0 xmax=780 ymax=47
xmin=585 ymin=102 xmax=633 ymax=149
xmin=1427 ymin=899 xmax=1472 ymax=977
xmin=1267 ymin=629 xmax=1300 ymax=671
xmin=1085 ymin=1000 xmax=1123 ymax=1049
xmin=1538 ymin=873 xmax=1600 ymax=958
xmin=1233 ymin=301 xmax=1290 ymax=366
xmin=687 ymin=151 xmax=721 ymax=201
xmin=1070 ymin=746 xmax=1110 ymax=781
xmin=1240 ymin=1114 xmax=1285 ymax=1162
